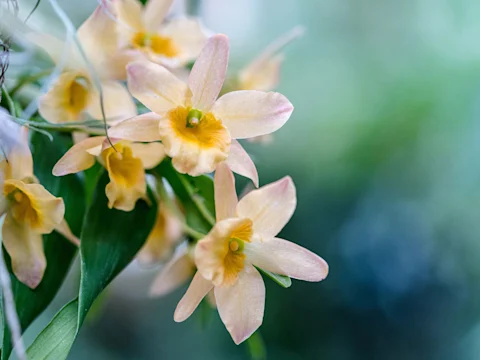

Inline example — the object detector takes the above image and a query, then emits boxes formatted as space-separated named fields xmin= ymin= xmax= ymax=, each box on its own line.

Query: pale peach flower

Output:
xmin=29 ymin=1 xmax=137 ymax=124
xmin=109 ymin=34 xmax=294 ymax=185
xmin=109 ymin=0 xmax=209 ymax=77
xmin=0 ymin=116 xmax=73 ymax=288
xmin=52 ymin=133 xmax=165 ymax=211
xmin=174 ymin=164 xmax=328 ymax=344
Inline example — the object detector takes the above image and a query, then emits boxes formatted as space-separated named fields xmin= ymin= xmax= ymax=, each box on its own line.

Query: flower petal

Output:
xmin=214 ymin=162 xmax=237 ymax=221
xmin=26 ymin=32 xmax=82 ymax=69
xmin=87 ymin=81 xmax=137 ymax=124
xmin=108 ymin=112 xmax=162 ymax=142
xmin=4 ymin=180 xmax=65 ymax=233
xmin=143 ymin=0 xmax=173 ymax=32
xmin=113 ymin=0 xmax=143 ymax=31
xmin=174 ymin=271 xmax=213 ymax=322
xmin=149 ymin=244 xmax=195 ymax=297
xmin=127 ymin=60 xmax=190 ymax=113
xmin=137 ymin=204 xmax=182 ymax=264
xmin=102 ymin=142 xmax=147 ymax=211
xmin=215 ymin=264 xmax=265 ymax=345
xmin=225 ymin=139 xmax=258 ymax=187
xmin=77 ymin=0 xmax=119 ymax=67
xmin=54 ymin=219 xmax=80 ymax=247
xmin=236 ymin=176 xmax=296 ymax=238
xmin=5 ymin=126 xmax=34 ymax=181
xmin=39 ymin=71 xmax=89 ymax=124
xmin=161 ymin=17 xmax=208 ymax=64
xmin=245 ymin=237 xmax=329 ymax=282
xmin=53 ymin=136 xmax=105 ymax=176
xmin=188 ymin=34 xmax=229 ymax=111
xmin=239 ymin=55 xmax=283 ymax=91
xmin=195 ymin=218 xmax=249 ymax=286
xmin=212 ymin=90 xmax=293 ymax=139
xmin=2 ymin=214 xmax=45 ymax=289
xmin=130 ymin=142 xmax=166 ymax=169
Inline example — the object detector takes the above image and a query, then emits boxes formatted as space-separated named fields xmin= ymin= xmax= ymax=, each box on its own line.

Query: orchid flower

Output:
xmin=0 ymin=117 xmax=72 ymax=289
xmin=110 ymin=0 xmax=209 ymax=76
xmin=29 ymin=1 xmax=137 ymax=124
xmin=52 ymin=135 xmax=165 ymax=211
xmin=137 ymin=201 xmax=183 ymax=265
xmin=233 ymin=26 xmax=305 ymax=145
xmin=173 ymin=164 xmax=329 ymax=344
xmin=109 ymin=34 xmax=294 ymax=185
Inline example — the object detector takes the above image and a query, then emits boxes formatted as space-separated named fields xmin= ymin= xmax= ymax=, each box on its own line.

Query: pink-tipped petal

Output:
xmin=188 ymin=34 xmax=229 ymax=111
xmin=236 ymin=176 xmax=296 ymax=238
xmin=77 ymin=0 xmax=119 ymax=65
xmin=127 ymin=61 xmax=190 ymax=114
xmin=150 ymin=246 xmax=196 ymax=297
xmin=143 ymin=0 xmax=173 ymax=32
xmin=215 ymin=264 xmax=265 ymax=345
xmin=174 ymin=271 xmax=213 ymax=322
xmin=246 ymin=237 xmax=329 ymax=282
xmin=87 ymin=81 xmax=137 ymax=124
xmin=108 ymin=112 xmax=162 ymax=142
xmin=52 ymin=136 xmax=105 ymax=176
xmin=225 ymin=140 xmax=258 ymax=187
xmin=212 ymin=90 xmax=293 ymax=139
xmin=214 ymin=163 xmax=238 ymax=221
xmin=3 ymin=214 xmax=45 ymax=289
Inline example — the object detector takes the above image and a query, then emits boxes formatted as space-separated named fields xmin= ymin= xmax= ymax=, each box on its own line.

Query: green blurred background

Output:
xmin=13 ymin=0 xmax=480 ymax=358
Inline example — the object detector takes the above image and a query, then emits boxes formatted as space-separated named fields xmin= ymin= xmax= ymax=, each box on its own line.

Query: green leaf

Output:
xmin=26 ymin=300 xmax=78 ymax=360
xmin=246 ymin=331 xmax=267 ymax=360
xmin=1 ymin=132 xmax=85 ymax=360
xmin=77 ymin=170 xmax=157 ymax=325
xmin=255 ymin=267 xmax=292 ymax=288
xmin=155 ymin=159 xmax=215 ymax=234
xmin=26 ymin=170 xmax=157 ymax=359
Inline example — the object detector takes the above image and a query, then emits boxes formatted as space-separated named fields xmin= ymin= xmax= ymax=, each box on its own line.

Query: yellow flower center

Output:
xmin=132 ymin=31 xmax=179 ymax=58
xmin=168 ymin=106 xmax=230 ymax=150
xmin=102 ymin=141 xmax=144 ymax=189
xmin=67 ymin=77 xmax=89 ymax=115
xmin=222 ymin=219 xmax=253 ymax=286
xmin=4 ymin=181 xmax=39 ymax=227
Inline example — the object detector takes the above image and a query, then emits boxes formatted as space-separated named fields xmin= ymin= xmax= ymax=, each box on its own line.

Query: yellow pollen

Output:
xmin=168 ymin=106 xmax=230 ymax=150
xmin=229 ymin=240 xmax=239 ymax=252
xmin=13 ymin=191 xmax=23 ymax=202
xmin=132 ymin=31 xmax=179 ymax=58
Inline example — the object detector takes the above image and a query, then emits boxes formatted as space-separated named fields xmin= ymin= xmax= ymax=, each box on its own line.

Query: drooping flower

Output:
xmin=52 ymin=133 xmax=165 ymax=211
xmin=109 ymin=34 xmax=294 ymax=185
xmin=29 ymin=1 xmax=137 ymax=124
xmin=0 ymin=117 xmax=69 ymax=289
xmin=137 ymin=201 xmax=183 ymax=264
xmin=173 ymin=164 xmax=329 ymax=344
xmin=110 ymin=0 xmax=209 ymax=76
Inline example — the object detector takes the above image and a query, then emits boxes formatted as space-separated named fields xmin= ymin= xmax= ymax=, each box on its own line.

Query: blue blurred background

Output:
xmin=13 ymin=0 xmax=480 ymax=358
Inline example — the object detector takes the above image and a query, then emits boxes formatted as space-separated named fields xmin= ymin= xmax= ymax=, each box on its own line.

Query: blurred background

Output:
xmin=10 ymin=0 xmax=480 ymax=358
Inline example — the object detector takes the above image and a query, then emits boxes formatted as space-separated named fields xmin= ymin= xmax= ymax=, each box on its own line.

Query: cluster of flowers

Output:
xmin=2 ymin=0 xmax=328 ymax=344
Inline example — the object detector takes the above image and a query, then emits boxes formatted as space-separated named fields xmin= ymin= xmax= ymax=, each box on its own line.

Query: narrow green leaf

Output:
xmin=255 ymin=267 xmax=292 ymax=288
xmin=26 ymin=170 xmax=157 ymax=359
xmin=78 ymin=170 xmax=157 ymax=325
xmin=26 ymin=300 xmax=78 ymax=360
xmin=2 ymin=132 xmax=85 ymax=360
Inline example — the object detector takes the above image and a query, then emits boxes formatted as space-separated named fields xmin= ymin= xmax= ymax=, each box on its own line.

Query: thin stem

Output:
xmin=2 ymin=84 xmax=17 ymax=117
xmin=177 ymin=174 xmax=215 ymax=226
xmin=154 ymin=175 xmax=206 ymax=241
xmin=9 ymin=69 xmax=51 ymax=96
xmin=182 ymin=223 xmax=205 ymax=241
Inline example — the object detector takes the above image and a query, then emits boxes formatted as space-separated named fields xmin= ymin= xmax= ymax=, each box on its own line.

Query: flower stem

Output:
xmin=9 ymin=69 xmax=52 ymax=96
xmin=177 ymin=174 xmax=216 ymax=226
